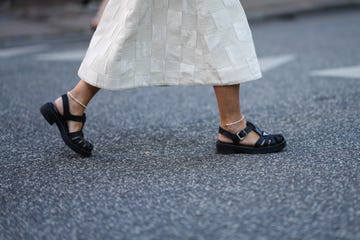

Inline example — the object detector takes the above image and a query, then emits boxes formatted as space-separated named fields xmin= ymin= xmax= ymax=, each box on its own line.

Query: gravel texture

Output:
xmin=0 ymin=8 xmax=359 ymax=240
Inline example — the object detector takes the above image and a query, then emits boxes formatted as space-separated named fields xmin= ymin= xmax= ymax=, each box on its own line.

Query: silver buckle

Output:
xmin=236 ymin=130 xmax=247 ymax=141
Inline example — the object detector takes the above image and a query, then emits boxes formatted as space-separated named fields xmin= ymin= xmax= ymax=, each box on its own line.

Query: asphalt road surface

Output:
xmin=1 ymin=8 xmax=359 ymax=240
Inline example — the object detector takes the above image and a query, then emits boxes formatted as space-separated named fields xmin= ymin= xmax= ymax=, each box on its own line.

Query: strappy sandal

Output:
xmin=40 ymin=94 xmax=93 ymax=157
xmin=216 ymin=121 xmax=286 ymax=154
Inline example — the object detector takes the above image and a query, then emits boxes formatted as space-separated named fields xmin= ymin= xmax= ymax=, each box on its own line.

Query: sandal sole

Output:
xmin=40 ymin=102 xmax=92 ymax=157
xmin=216 ymin=140 xmax=286 ymax=154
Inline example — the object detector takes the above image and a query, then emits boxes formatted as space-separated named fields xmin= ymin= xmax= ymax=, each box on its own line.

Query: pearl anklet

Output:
xmin=67 ymin=92 xmax=87 ymax=109
xmin=224 ymin=115 xmax=245 ymax=126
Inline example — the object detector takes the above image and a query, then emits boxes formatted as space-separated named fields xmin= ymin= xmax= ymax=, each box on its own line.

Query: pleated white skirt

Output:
xmin=78 ymin=0 xmax=262 ymax=90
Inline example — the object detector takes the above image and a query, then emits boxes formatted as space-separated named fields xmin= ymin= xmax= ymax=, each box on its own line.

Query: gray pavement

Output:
xmin=1 ymin=7 xmax=360 ymax=240
xmin=1 ymin=0 xmax=359 ymax=40
xmin=242 ymin=0 xmax=360 ymax=18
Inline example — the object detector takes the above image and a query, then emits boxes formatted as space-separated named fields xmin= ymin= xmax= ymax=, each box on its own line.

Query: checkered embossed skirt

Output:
xmin=78 ymin=0 xmax=262 ymax=90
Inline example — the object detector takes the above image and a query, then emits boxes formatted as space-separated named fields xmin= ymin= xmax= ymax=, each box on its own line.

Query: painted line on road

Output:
xmin=0 ymin=45 xmax=48 ymax=58
xmin=35 ymin=49 xmax=86 ymax=61
xmin=258 ymin=54 xmax=296 ymax=72
xmin=311 ymin=65 xmax=360 ymax=79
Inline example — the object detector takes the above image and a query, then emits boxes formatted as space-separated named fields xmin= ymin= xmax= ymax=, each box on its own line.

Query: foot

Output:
xmin=54 ymin=95 xmax=85 ymax=133
xmin=216 ymin=121 xmax=286 ymax=154
xmin=218 ymin=120 xmax=260 ymax=146
xmin=40 ymin=94 xmax=93 ymax=157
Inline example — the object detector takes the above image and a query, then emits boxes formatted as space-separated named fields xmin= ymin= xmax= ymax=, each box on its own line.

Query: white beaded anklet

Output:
xmin=224 ymin=116 xmax=245 ymax=126
xmin=67 ymin=91 xmax=87 ymax=109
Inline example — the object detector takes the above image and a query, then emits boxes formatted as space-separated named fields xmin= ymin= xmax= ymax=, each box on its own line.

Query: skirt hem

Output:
xmin=79 ymin=69 xmax=262 ymax=91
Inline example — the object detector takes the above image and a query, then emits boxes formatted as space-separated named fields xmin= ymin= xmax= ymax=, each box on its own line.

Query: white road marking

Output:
xmin=311 ymin=65 xmax=360 ymax=79
xmin=0 ymin=45 xmax=48 ymax=58
xmin=35 ymin=49 xmax=86 ymax=61
xmin=258 ymin=54 xmax=296 ymax=72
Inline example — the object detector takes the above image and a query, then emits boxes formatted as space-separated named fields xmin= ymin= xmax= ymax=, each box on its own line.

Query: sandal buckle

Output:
xmin=236 ymin=129 xmax=247 ymax=141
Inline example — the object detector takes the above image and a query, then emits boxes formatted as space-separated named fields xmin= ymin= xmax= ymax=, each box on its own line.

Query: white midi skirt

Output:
xmin=78 ymin=0 xmax=262 ymax=90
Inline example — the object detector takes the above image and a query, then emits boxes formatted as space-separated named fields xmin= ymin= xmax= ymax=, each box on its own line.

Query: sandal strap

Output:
xmin=255 ymin=133 xmax=284 ymax=147
xmin=67 ymin=131 xmax=93 ymax=150
xmin=61 ymin=94 xmax=86 ymax=123
xmin=248 ymin=122 xmax=283 ymax=147
xmin=219 ymin=121 xmax=256 ymax=144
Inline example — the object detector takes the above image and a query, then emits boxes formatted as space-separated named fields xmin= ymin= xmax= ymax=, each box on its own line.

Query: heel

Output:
xmin=40 ymin=103 xmax=57 ymax=125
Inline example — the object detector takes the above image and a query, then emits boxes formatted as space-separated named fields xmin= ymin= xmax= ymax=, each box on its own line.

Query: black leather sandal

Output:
xmin=40 ymin=94 xmax=93 ymax=157
xmin=216 ymin=121 xmax=286 ymax=154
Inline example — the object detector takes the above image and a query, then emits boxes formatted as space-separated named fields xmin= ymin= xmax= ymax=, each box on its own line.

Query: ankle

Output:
xmin=69 ymin=98 xmax=85 ymax=115
xmin=220 ymin=115 xmax=246 ymax=134
xmin=67 ymin=91 xmax=87 ymax=109
xmin=222 ymin=121 xmax=247 ymax=134
xmin=53 ymin=95 xmax=85 ymax=116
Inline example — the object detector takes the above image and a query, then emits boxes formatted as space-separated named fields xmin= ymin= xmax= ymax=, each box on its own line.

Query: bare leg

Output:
xmin=54 ymin=80 xmax=100 ymax=132
xmin=214 ymin=84 xmax=259 ymax=145
xmin=91 ymin=0 xmax=109 ymax=30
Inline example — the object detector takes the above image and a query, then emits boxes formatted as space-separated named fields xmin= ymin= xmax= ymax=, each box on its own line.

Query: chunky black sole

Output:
xmin=216 ymin=140 xmax=286 ymax=154
xmin=40 ymin=102 xmax=92 ymax=157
